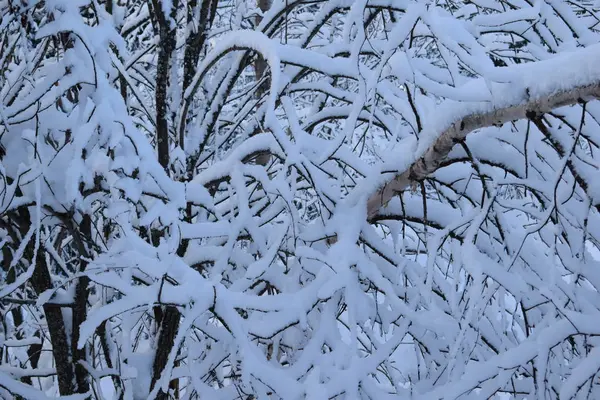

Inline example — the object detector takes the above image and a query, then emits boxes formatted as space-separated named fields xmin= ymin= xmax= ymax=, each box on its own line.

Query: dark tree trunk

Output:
xmin=29 ymin=248 xmax=77 ymax=395
xmin=150 ymin=305 xmax=181 ymax=400
xmin=181 ymin=0 xmax=218 ymax=147
xmin=147 ymin=3 xmax=182 ymax=397
xmin=2 ymin=201 xmax=78 ymax=396
xmin=70 ymin=215 xmax=93 ymax=394
xmin=252 ymin=0 xmax=273 ymax=167
xmin=151 ymin=0 xmax=179 ymax=171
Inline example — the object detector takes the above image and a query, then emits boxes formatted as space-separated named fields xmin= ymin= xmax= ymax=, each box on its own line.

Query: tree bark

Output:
xmin=147 ymin=4 xmax=182 ymax=397
xmin=151 ymin=0 xmax=179 ymax=170
xmin=29 ymin=247 xmax=77 ymax=395
xmin=150 ymin=305 xmax=181 ymax=400
xmin=252 ymin=0 xmax=273 ymax=167
xmin=3 ymin=202 xmax=78 ymax=396
xmin=366 ymin=82 xmax=600 ymax=220
xmin=181 ymin=0 xmax=218 ymax=147
xmin=70 ymin=215 xmax=92 ymax=395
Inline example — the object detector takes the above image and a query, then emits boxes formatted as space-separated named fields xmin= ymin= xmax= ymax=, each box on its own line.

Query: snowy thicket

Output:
xmin=1 ymin=0 xmax=600 ymax=398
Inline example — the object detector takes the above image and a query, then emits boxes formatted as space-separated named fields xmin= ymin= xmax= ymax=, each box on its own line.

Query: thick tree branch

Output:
xmin=367 ymin=49 xmax=600 ymax=220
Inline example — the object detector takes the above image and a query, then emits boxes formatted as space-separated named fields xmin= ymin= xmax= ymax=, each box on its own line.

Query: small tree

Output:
xmin=0 ymin=0 xmax=600 ymax=399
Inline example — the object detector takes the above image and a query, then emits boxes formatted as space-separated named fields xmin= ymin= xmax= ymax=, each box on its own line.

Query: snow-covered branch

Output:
xmin=368 ymin=43 xmax=600 ymax=219
xmin=1 ymin=0 xmax=600 ymax=398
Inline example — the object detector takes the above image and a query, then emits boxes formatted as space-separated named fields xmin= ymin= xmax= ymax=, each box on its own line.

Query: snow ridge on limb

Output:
xmin=367 ymin=43 xmax=600 ymax=220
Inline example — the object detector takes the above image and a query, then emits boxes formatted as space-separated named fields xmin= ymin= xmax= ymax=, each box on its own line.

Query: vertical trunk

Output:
xmin=181 ymin=0 xmax=218 ymax=147
xmin=97 ymin=321 xmax=124 ymax=400
xmin=29 ymin=247 xmax=77 ymax=395
xmin=152 ymin=0 xmax=179 ymax=170
xmin=4 ymin=203 xmax=77 ymax=396
xmin=252 ymin=0 xmax=272 ymax=167
xmin=150 ymin=306 xmax=181 ymax=400
xmin=148 ymin=2 xmax=182 ymax=397
xmin=25 ymin=332 xmax=42 ymax=385
xmin=70 ymin=215 xmax=93 ymax=394
xmin=106 ymin=0 xmax=128 ymax=102
xmin=254 ymin=0 xmax=272 ymax=96
xmin=71 ymin=275 xmax=91 ymax=392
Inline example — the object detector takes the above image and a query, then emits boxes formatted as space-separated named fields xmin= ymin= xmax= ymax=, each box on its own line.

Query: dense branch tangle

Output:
xmin=0 ymin=0 xmax=600 ymax=399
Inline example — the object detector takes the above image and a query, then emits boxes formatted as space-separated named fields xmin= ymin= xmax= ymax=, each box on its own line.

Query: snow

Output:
xmin=2 ymin=0 xmax=600 ymax=398
xmin=411 ymin=42 xmax=600 ymax=157
xmin=0 ymin=370 xmax=88 ymax=399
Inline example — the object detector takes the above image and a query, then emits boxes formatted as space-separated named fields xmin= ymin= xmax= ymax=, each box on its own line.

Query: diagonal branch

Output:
xmin=366 ymin=44 xmax=600 ymax=220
